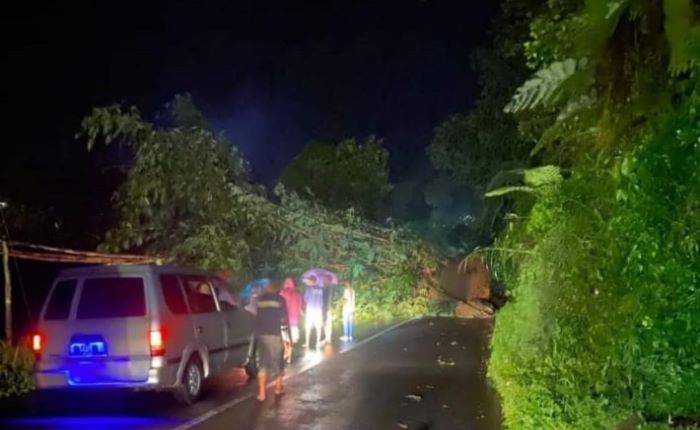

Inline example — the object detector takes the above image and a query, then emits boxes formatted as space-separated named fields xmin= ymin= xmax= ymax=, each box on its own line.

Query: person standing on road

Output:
xmin=341 ymin=281 xmax=356 ymax=341
xmin=279 ymin=276 xmax=303 ymax=362
xmin=321 ymin=274 xmax=336 ymax=345
xmin=242 ymin=278 xmax=270 ymax=369
xmin=254 ymin=281 xmax=292 ymax=402
xmin=303 ymin=275 xmax=324 ymax=351
xmin=243 ymin=278 xmax=269 ymax=315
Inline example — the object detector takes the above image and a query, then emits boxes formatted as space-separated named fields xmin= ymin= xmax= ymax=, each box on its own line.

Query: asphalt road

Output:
xmin=0 ymin=318 xmax=501 ymax=430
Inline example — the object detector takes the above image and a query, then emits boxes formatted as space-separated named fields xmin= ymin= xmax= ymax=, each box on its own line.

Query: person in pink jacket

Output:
xmin=279 ymin=277 xmax=303 ymax=362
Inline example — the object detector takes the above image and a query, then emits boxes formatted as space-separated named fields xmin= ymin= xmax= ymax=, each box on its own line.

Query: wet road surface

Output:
xmin=0 ymin=318 xmax=501 ymax=430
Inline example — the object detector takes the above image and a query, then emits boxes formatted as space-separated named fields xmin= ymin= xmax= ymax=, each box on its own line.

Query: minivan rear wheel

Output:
xmin=174 ymin=355 xmax=204 ymax=405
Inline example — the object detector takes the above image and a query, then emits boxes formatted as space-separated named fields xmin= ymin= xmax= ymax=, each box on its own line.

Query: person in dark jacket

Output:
xmin=254 ymin=281 xmax=292 ymax=402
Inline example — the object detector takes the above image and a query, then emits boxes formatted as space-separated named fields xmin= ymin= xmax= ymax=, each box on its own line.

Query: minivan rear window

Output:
xmin=76 ymin=277 xmax=146 ymax=319
xmin=44 ymin=279 xmax=78 ymax=320
xmin=181 ymin=276 xmax=217 ymax=313
xmin=160 ymin=274 xmax=189 ymax=315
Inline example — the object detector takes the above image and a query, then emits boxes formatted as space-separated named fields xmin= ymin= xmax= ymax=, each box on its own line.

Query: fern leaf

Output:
xmin=505 ymin=59 xmax=586 ymax=113
xmin=523 ymin=165 xmax=563 ymax=187
xmin=485 ymin=186 xmax=536 ymax=198
xmin=485 ymin=165 xmax=562 ymax=198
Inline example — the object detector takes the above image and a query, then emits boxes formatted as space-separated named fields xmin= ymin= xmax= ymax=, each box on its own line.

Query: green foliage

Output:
xmin=638 ymin=426 xmax=699 ymax=430
xmin=279 ymin=138 xmax=392 ymax=218
xmin=81 ymin=96 xmax=442 ymax=320
xmin=485 ymin=165 xmax=563 ymax=197
xmin=272 ymin=185 xmax=445 ymax=322
xmin=505 ymin=59 xmax=586 ymax=113
xmin=0 ymin=341 xmax=35 ymax=398
xmin=487 ymin=89 xmax=700 ymax=429
xmin=663 ymin=0 xmax=698 ymax=75
xmin=81 ymin=95 xmax=259 ymax=278
xmin=511 ymin=0 xmax=700 ymax=159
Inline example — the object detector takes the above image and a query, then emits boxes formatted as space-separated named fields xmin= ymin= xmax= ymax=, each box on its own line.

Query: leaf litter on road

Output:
xmin=404 ymin=394 xmax=423 ymax=402
xmin=437 ymin=356 xmax=456 ymax=366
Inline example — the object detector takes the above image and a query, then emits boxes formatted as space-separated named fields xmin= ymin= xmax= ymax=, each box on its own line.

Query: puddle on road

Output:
xmin=297 ymin=387 xmax=329 ymax=404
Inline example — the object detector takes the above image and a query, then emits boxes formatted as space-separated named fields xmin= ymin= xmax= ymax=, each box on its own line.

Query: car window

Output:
xmin=44 ymin=279 xmax=77 ymax=320
xmin=76 ymin=277 xmax=146 ymax=319
xmin=160 ymin=274 xmax=189 ymax=315
xmin=181 ymin=276 xmax=217 ymax=313
xmin=211 ymin=277 xmax=237 ymax=311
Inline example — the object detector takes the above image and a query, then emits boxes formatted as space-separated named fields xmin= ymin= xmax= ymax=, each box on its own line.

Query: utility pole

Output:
xmin=2 ymin=240 xmax=11 ymax=344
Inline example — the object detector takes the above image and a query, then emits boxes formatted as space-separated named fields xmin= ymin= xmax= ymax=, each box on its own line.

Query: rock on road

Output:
xmin=1 ymin=318 xmax=501 ymax=430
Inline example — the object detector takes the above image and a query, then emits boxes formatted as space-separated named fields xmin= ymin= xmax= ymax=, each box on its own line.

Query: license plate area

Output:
xmin=69 ymin=334 xmax=108 ymax=357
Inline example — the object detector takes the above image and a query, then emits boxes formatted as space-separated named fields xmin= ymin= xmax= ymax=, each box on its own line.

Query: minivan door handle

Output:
xmin=196 ymin=326 xmax=204 ymax=335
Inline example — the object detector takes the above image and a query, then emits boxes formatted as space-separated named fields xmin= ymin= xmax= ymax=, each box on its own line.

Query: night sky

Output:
xmin=4 ymin=0 xmax=496 ymax=186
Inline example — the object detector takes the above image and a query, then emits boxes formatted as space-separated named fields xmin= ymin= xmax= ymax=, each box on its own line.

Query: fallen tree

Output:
xmin=81 ymin=95 xmax=447 ymax=322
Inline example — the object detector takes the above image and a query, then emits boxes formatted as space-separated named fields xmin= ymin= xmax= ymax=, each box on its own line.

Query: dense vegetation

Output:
xmin=477 ymin=0 xmax=700 ymax=429
xmin=81 ymin=95 xmax=445 ymax=323
xmin=279 ymin=137 xmax=392 ymax=218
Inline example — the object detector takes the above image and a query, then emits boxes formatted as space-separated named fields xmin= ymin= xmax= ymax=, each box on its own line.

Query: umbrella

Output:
xmin=302 ymin=268 xmax=338 ymax=287
xmin=240 ymin=278 xmax=270 ymax=299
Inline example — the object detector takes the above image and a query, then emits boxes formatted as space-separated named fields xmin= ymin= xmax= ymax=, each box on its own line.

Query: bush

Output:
xmin=352 ymin=268 xmax=437 ymax=322
xmin=0 ymin=340 xmax=35 ymax=398
xmin=487 ymin=90 xmax=700 ymax=429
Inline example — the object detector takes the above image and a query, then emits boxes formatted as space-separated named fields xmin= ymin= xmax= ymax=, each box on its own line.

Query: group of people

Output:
xmin=242 ymin=272 xmax=355 ymax=401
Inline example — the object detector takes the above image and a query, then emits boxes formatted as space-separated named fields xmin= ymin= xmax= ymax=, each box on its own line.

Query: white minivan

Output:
xmin=33 ymin=264 xmax=256 ymax=404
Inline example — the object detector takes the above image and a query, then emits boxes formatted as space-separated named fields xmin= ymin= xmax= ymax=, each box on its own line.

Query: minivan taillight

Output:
xmin=32 ymin=334 xmax=42 ymax=359
xmin=150 ymin=330 xmax=165 ymax=357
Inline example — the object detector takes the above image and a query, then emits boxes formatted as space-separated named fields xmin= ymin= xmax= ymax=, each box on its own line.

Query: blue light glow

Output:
xmin=3 ymin=416 xmax=182 ymax=429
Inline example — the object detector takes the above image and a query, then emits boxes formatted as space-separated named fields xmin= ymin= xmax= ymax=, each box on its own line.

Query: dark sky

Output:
xmin=4 ymin=0 xmax=497 ymax=186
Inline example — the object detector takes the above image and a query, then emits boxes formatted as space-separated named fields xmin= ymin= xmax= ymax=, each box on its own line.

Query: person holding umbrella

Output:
xmin=302 ymin=274 xmax=324 ymax=351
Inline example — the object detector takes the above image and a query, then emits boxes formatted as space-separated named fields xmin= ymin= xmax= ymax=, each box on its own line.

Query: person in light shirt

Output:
xmin=340 ymin=281 xmax=356 ymax=341
xmin=302 ymin=275 xmax=324 ymax=351
xmin=320 ymin=273 xmax=336 ymax=345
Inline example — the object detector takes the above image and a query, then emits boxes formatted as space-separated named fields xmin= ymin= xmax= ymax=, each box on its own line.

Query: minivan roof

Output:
xmin=57 ymin=264 xmax=211 ymax=278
